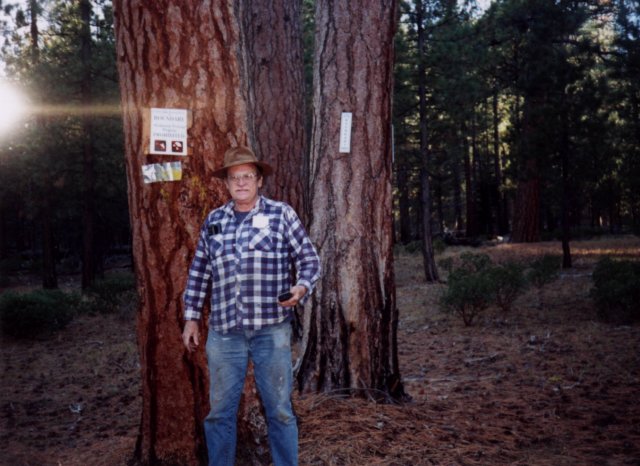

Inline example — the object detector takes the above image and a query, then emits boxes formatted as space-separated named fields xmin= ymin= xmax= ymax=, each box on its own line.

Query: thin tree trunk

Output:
xmin=492 ymin=90 xmax=506 ymax=235
xmin=453 ymin=149 xmax=463 ymax=230
xmin=297 ymin=0 xmax=405 ymax=400
xmin=560 ymin=91 xmax=572 ymax=268
xmin=416 ymin=0 xmax=439 ymax=282
xmin=80 ymin=0 xmax=96 ymax=290
xmin=463 ymin=121 xmax=477 ymax=238
xmin=397 ymin=165 xmax=412 ymax=244
xmin=29 ymin=0 xmax=57 ymax=289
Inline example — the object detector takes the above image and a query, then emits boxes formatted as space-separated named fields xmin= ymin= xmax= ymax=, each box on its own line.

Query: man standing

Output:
xmin=182 ymin=146 xmax=320 ymax=466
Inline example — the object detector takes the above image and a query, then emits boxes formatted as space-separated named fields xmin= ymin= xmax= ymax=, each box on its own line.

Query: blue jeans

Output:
xmin=204 ymin=321 xmax=298 ymax=466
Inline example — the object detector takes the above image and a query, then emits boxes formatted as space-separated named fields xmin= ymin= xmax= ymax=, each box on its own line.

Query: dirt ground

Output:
xmin=2 ymin=237 xmax=639 ymax=465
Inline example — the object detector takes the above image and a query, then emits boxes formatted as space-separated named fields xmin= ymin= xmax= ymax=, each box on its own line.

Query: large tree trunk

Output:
xmin=239 ymin=0 xmax=307 ymax=216
xmin=80 ymin=0 xmax=96 ymax=290
xmin=235 ymin=2 xmax=308 ymax=463
xmin=113 ymin=2 xmax=305 ymax=463
xmin=511 ymin=96 xmax=541 ymax=243
xmin=297 ymin=0 xmax=405 ymax=400
xmin=511 ymin=159 xmax=541 ymax=242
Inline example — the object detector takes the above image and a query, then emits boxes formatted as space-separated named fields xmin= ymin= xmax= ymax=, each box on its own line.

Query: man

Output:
xmin=182 ymin=146 xmax=320 ymax=466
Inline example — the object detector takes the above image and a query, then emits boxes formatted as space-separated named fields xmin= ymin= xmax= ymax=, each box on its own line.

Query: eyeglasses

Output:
xmin=227 ymin=172 xmax=259 ymax=183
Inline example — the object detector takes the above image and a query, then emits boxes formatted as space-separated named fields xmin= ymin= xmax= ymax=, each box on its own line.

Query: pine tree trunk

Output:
xmin=463 ymin=123 xmax=478 ymax=238
xmin=492 ymin=90 xmax=507 ymax=235
xmin=239 ymin=0 xmax=307 ymax=216
xmin=396 ymin=165 xmax=412 ymax=244
xmin=511 ymin=158 xmax=541 ymax=243
xmin=29 ymin=0 xmax=57 ymax=290
xmin=511 ymin=96 xmax=541 ymax=243
xmin=416 ymin=0 xmax=439 ymax=283
xmin=80 ymin=0 xmax=96 ymax=290
xmin=297 ymin=0 xmax=405 ymax=400
xmin=235 ymin=2 xmax=308 ymax=462
xmin=113 ymin=1 xmax=302 ymax=463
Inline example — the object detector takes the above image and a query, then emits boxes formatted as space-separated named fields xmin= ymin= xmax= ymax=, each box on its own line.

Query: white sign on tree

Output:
xmin=150 ymin=108 xmax=188 ymax=156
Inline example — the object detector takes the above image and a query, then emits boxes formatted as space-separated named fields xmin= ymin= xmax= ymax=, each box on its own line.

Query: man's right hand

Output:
xmin=182 ymin=320 xmax=200 ymax=353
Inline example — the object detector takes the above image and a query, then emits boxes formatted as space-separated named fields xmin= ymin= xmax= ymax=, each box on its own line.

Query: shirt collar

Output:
xmin=223 ymin=195 xmax=265 ymax=218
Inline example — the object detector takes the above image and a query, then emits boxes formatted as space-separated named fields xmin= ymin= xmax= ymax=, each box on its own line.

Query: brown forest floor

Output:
xmin=2 ymin=236 xmax=640 ymax=465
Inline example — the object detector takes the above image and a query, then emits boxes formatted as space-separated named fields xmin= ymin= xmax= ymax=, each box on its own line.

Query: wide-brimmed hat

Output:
xmin=211 ymin=146 xmax=273 ymax=179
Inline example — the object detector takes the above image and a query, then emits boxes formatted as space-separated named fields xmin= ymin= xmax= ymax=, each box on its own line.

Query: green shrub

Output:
xmin=459 ymin=252 xmax=492 ymax=273
xmin=441 ymin=267 xmax=494 ymax=326
xmin=0 ymin=290 xmax=80 ymax=338
xmin=440 ymin=254 xmax=530 ymax=324
xmin=84 ymin=272 xmax=137 ymax=314
xmin=487 ymin=261 xmax=528 ymax=314
xmin=527 ymin=255 xmax=561 ymax=289
xmin=590 ymin=257 xmax=640 ymax=324
xmin=440 ymin=254 xmax=494 ymax=326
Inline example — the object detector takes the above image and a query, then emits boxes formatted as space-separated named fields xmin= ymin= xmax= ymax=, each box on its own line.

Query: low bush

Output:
xmin=590 ymin=257 xmax=640 ymax=324
xmin=487 ymin=261 xmax=527 ymax=314
xmin=440 ymin=254 xmax=530 ymax=324
xmin=0 ymin=290 xmax=80 ymax=338
xmin=440 ymin=253 xmax=494 ymax=326
xmin=527 ymin=255 xmax=560 ymax=289
xmin=441 ymin=267 xmax=494 ymax=325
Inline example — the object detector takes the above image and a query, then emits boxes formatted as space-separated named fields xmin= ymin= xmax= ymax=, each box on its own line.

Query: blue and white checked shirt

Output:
xmin=183 ymin=196 xmax=321 ymax=333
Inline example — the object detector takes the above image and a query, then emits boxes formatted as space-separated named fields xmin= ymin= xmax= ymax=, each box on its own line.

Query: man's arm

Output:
xmin=182 ymin=221 xmax=212 ymax=352
xmin=284 ymin=206 xmax=321 ymax=304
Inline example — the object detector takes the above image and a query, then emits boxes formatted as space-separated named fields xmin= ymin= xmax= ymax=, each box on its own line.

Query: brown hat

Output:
xmin=211 ymin=146 xmax=273 ymax=179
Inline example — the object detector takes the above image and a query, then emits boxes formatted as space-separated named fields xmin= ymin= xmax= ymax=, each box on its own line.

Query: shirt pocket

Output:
xmin=249 ymin=228 xmax=273 ymax=251
xmin=208 ymin=234 xmax=224 ymax=257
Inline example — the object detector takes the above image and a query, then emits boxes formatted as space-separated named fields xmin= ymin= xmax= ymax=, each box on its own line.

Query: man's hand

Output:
xmin=182 ymin=320 xmax=200 ymax=353
xmin=278 ymin=285 xmax=307 ymax=307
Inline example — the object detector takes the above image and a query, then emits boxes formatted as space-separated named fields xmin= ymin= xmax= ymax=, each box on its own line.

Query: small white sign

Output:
xmin=150 ymin=108 xmax=188 ymax=156
xmin=339 ymin=112 xmax=352 ymax=153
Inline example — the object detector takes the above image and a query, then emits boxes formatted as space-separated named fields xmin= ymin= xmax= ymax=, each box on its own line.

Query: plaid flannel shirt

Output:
xmin=183 ymin=196 xmax=321 ymax=333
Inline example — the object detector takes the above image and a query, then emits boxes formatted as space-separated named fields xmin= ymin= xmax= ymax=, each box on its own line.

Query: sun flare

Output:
xmin=0 ymin=81 xmax=29 ymax=135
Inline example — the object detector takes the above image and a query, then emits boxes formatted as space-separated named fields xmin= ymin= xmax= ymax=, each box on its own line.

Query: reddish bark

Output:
xmin=113 ymin=1 xmax=305 ymax=463
xmin=113 ymin=2 xmax=248 ymax=463
xmin=297 ymin=0 xmax=404 ymax=400
xmin=239 ymin=0 xmax=307 ymax=216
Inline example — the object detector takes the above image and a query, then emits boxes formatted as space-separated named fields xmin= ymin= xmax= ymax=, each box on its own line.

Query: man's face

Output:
xmin=224 ymin=163 xmax=263 ymax=209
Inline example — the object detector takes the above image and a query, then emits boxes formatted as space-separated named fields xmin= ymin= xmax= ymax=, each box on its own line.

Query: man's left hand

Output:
xmin=278 ymin=285 xmax=307 ymax=307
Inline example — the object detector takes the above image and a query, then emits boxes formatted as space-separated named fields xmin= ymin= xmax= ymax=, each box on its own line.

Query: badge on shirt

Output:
xmin=252 ymin=214 xmax=269 ymax=229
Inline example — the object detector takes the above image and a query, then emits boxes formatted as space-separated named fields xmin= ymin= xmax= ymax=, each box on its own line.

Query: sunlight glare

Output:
xmin=0 ymin=81 xmax=29 ymax=135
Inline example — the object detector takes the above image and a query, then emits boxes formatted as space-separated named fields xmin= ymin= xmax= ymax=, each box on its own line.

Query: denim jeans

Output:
xmin=204 ymin=321 xmax=298 ymax=466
